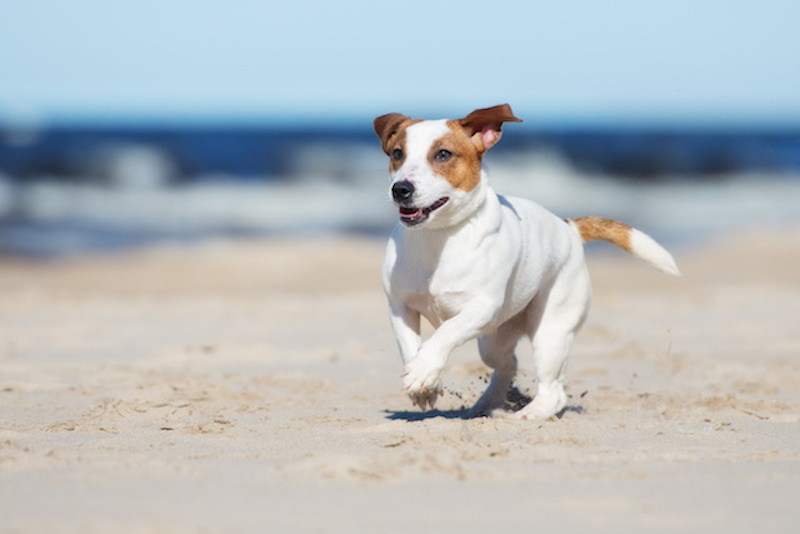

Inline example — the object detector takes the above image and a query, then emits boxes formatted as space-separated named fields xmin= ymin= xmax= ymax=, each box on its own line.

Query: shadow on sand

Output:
xmin=384 ymin=404 xmax=584 ymax=422
xmin=384 ymin=408 xmax=469 ymax=421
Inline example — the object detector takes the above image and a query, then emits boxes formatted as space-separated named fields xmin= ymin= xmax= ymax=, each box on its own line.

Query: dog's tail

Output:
xmin=568 ymin=217 xmax=680 ymax=276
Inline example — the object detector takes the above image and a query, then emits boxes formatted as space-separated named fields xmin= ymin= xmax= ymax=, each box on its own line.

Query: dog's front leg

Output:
xmin=388 ymin=302 xmax=422 ymax=365
xmin=403 ymin=300 xmax=497 ymax=409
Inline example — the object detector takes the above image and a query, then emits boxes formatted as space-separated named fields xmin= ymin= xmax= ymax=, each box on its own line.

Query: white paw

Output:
xmin=467 ymin=403 xmax=504 ymax=419
xmin=467 ymin=370 xmax=516 ymax=418
xmin=514 ymin=386 xmax=566 ymax=421
xmin=514 ymin=405 xmax=556 ymax=421
xmin=402 ymin=356 xmax=443 ymax=410
xmin=467 ymin=390 xmax=506 ymax=418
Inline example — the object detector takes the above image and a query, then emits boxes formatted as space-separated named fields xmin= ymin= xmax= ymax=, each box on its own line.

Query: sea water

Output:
xmin=1 ymin=125 xmax=798 ymax=256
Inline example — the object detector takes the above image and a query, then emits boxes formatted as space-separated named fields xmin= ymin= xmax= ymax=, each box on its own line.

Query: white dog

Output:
xmin=374 ymin=104 xmax=679 ymax=420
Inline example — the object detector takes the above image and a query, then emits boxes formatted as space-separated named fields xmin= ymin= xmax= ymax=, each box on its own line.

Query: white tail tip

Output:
xmin=629 ymin=229 xmax=681 ymax=276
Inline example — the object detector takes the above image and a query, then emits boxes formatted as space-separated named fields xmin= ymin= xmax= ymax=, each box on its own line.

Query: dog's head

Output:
xmin=374 ymin=104 xmax=522 ymax=229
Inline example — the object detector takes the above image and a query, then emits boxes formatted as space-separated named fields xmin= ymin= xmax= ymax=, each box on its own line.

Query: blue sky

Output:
xmin=2 ymin=0 xmax=799 ymax=126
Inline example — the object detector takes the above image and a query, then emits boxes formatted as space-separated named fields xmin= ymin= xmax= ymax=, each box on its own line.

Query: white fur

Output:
xmin=629 ymin=228 xmax=681 ymax=276
xmin=382 ymin=119 xmax=675 ymax=421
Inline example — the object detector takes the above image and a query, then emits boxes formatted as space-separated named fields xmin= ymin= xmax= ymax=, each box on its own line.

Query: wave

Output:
xmin=1 ymin=140 xmax=799 ymax=256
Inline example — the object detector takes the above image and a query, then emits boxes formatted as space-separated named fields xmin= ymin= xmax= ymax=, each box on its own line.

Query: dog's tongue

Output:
xmin=399 ymin=207 xmax=421 ymax=218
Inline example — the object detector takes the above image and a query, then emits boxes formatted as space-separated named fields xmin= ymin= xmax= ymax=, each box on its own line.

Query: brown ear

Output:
xmin=374 ymin=113 xmax=410 ymax=154
xmin=458 ymin=104 xmax=522 ymax=152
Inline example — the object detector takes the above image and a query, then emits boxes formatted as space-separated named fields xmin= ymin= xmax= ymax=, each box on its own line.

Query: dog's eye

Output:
xmin=434 ymin=149 xmax=453 ymax=162
xmin=391 ymin=148 xmax=404 ymax=160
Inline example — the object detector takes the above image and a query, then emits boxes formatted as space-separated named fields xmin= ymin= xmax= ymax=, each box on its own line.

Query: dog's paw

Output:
xmin=466 ymin=376 xmax=512 ymax=418
xmin=407 ymin=387 xmax=441 ymax=411
xmin=514 ymin=386 xmax=566 ymax=421
xmin=514 ymin=406 xmax=556 ymax=422
xmin=402 ymin=357 xmax=443 ymax=410
xmin=466 ymin=399 xmax=504 ymax=419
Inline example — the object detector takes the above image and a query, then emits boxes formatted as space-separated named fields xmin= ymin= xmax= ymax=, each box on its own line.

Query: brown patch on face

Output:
xmin=570 ymin=217 xmax=633 ymax=252
xmin=385 ymin=124 xmax=408 ymax=173
xmin=423 ymin=120 xmax=484 ymax=191
xmin=373 ymin=114 xmax=423 ymax=173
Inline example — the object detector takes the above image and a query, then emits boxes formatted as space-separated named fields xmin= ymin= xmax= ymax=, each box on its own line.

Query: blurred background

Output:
xmin=1 ymin=0 xmax=799 ymax=256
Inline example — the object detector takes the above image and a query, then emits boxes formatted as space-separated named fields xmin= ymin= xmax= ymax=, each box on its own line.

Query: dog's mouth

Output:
xmin=398 ymin=197 xmax=449 ymax=226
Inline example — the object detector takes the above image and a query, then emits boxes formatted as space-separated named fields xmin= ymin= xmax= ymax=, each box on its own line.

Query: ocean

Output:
xmin=1 ymin=123 xmax=799 ymax=256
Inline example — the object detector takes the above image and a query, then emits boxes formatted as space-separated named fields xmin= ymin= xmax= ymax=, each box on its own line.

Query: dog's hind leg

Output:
xmin=516 ymin=263 xmax=592 ymax=421
xmin=468 ymin=315 xmax=525 ymax=417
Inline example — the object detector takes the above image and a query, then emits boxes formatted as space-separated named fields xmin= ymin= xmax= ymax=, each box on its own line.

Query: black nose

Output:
xmin=391 ymin=180 xmax=415 ymax=203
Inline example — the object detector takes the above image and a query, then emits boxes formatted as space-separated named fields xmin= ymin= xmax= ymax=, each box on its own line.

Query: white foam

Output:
xmin=2 ymin=144 xmax=800 ymax=254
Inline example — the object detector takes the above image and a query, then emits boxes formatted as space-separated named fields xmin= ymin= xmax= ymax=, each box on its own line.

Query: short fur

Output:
xmin=374 ymin=104 xmax=679 ymax=420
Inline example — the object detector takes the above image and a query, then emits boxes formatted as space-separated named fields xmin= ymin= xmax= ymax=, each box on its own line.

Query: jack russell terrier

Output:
xmin=374 ymin=104 xmax=680 ymax=421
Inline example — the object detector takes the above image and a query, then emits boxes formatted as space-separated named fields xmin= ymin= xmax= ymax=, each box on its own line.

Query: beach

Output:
xmin=1 ymin=226 xmax=799 ymax=533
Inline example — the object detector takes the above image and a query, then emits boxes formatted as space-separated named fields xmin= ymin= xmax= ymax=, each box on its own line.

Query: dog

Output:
xmin=373 ymin=104 xmax=679 ymax=420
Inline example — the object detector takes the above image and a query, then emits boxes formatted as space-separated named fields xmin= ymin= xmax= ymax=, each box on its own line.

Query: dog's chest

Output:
xmin=399 ymin=284 xmax=472 ymax=327
xmin=390 ymin=245 xmax=486 ymax=326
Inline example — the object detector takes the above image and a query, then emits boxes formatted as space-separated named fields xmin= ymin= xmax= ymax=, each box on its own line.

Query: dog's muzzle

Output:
xmin=391 ymin=180 xmax=449 ymax=226
xmin=397 ymin=198 xmax=449 ymax=227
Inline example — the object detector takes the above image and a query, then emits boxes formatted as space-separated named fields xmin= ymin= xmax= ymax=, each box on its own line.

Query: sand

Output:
xmin=1 ymin=227 xmax=799 ymax=533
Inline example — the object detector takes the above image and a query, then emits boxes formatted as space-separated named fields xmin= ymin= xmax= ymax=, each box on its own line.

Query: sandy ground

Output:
xmin=1 ymin=226 xmax=799 ymax=533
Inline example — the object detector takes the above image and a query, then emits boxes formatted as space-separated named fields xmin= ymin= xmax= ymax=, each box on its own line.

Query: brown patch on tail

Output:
xmin=569 ymin=217 xmax=633 ymax=253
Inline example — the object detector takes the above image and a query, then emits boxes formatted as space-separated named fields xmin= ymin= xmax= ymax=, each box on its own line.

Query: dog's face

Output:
xmin=374 ymin=104 xmax=522 ymax=229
